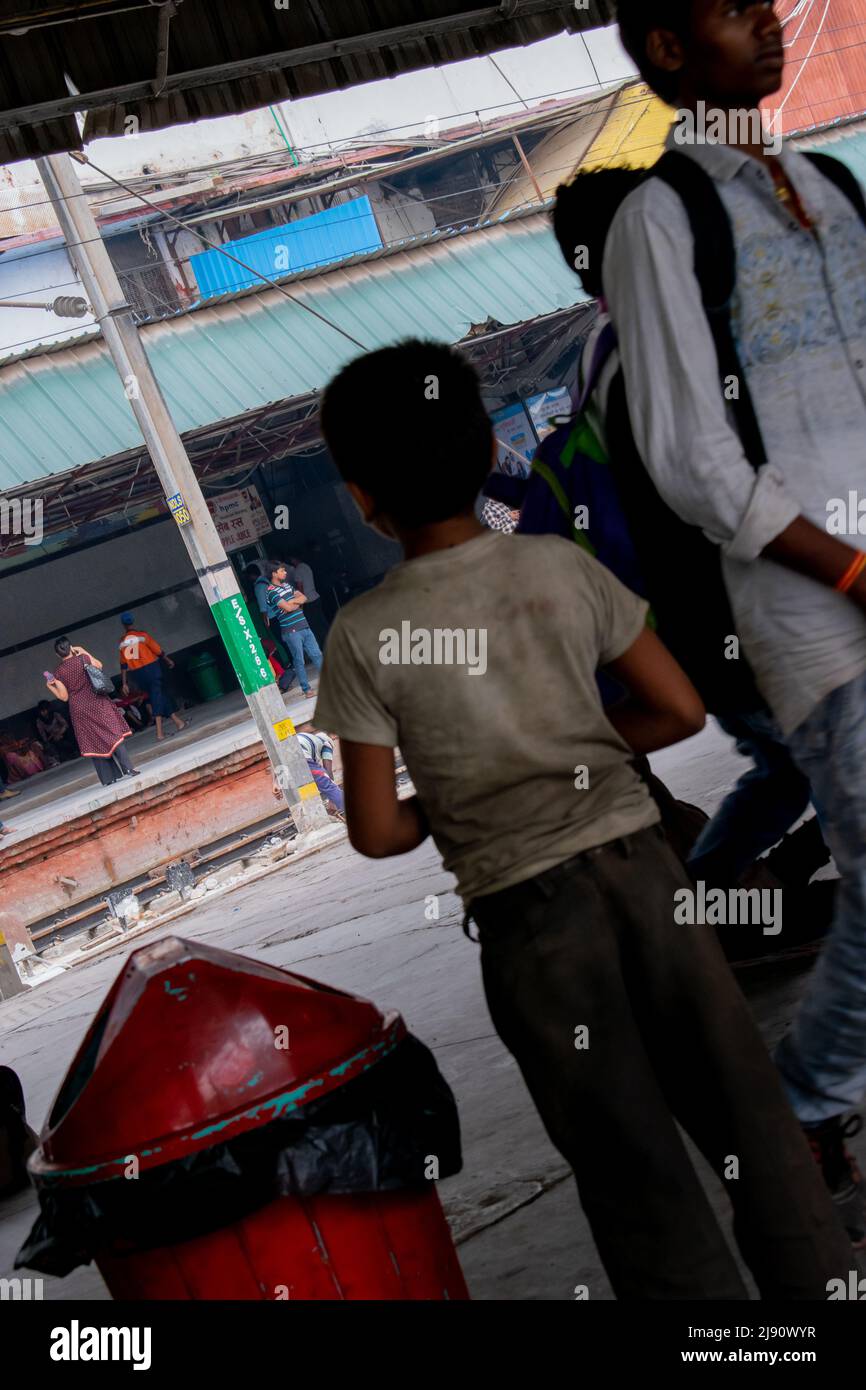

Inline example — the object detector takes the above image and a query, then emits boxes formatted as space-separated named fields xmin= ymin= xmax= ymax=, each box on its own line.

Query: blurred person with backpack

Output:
xmin=522 ymin=159 xmax=835 ymax=961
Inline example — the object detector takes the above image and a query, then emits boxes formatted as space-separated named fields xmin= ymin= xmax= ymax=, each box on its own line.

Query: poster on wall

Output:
xmin=240 ymin=485 xmax=271 ymax=536
xmin=206 ymin=485 xmax=271 ymax=552
xmin=527 ymin=387 xmax=572 ymax=441
xmin=490 ymin=404 xmax=535 ymax=476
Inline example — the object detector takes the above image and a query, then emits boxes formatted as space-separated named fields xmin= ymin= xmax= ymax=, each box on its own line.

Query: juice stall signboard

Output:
xmin=206 ymin=486 xmax=271 ymax=552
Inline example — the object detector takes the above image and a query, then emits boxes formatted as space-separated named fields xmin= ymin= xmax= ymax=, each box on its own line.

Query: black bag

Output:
xmin=84 ymin=661 xmax=114 ymax=697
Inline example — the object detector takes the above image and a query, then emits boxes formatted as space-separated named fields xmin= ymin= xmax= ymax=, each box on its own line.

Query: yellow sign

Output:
xmin=273 ymin=718 xmax=296 ymax=741
xmin=298 ymin=782 xmax=319 ymax=800
xmin=167 ymin=491 xmax=192 ymax=527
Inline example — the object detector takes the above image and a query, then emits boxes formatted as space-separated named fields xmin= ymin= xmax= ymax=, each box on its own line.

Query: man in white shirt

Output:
xmin=609 ymin=0 xmax=866 ymax=1245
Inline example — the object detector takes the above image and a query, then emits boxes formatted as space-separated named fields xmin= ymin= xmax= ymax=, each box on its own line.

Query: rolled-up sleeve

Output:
xmin=603 ymin=186 xmax=800 ymax=561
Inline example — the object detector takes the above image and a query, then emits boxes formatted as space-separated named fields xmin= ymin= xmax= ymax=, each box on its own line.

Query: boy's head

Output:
xmin=320 ymin=339 xmax=493 ymax=533
xmin=617 ymin=1 xmax=784 ymax=109
xmin=264 ymin=559 xmax=288 ymax=584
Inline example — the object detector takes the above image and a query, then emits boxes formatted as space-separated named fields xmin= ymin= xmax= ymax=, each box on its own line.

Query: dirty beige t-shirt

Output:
xmin=313 ymin=531 xmax=658 ymax=902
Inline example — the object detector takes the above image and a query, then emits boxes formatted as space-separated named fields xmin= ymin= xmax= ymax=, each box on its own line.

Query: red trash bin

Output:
xmin=19 ymin=936 xmax=468 ymax=1300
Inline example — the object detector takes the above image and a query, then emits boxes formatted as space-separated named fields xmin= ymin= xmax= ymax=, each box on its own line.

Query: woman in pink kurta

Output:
xmin=47 ymin=638 xmax=140 ymax=787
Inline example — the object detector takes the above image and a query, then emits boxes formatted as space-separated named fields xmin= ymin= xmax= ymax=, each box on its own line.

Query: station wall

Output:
xmin=0 ymin=519 xmax=215 ymax=721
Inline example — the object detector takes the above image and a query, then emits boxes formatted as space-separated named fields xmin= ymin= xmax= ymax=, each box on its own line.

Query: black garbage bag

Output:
xmin=17 ymin=1035 xmax=461 ymax=1277
xmin=0 ymin=1065 xmax=37 ymax=1199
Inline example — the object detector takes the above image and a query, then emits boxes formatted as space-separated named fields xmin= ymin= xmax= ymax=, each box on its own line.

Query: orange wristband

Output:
xmin=836 ymin=551 xmax=866 ymax=594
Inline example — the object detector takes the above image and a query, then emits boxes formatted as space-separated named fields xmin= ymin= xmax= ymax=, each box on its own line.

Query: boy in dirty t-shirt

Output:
xmin=312 ymin=338 xmax=855 ymax=1301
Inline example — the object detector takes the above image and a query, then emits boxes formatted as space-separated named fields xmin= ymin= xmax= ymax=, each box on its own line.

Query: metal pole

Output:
xmin=511 ymin=135 xmax=544 ymax=205
xmin=36 ymin=153 xmax=330 ymax=834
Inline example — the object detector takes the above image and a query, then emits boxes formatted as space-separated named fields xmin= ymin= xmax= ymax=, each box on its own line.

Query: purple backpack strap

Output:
xmin=574 ymin=319 xmax=618 ymax=415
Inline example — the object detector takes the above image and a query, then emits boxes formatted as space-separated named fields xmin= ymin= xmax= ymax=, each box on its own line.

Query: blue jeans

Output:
xmin=280 ymin=625 xmax=322 ymax=693
xmin=687 ymin=707 xmax=812 ymax=887
xmin=775 ymin=671 xmax=866 ymax=1123
xmin=308 ymin=761 xmax=343 ymax=813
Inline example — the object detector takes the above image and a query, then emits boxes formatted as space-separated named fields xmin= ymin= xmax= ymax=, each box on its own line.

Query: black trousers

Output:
xmin=91 ymin=740 xmax=135 ymax=786
xmin=469 ymin=824 xmax=855 ymax=1300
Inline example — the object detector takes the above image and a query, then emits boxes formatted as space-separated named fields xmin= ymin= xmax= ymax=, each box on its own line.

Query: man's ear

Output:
xmin=646 ymin=26 xmax=686 ymax=85
xmin=345 ymin=481 xmax=396 ymax=539
xmin=346 ymin=481 xmax=376 ymax=522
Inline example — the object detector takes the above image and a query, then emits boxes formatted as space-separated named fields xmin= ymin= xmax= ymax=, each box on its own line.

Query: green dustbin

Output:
xmin=187 ymin=651 xmax=225 ymax=702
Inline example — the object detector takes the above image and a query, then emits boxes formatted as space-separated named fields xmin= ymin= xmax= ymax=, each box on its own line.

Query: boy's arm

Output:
xmin=604 ymin=196 xmax=866 ymax=608
xmin=340 ymin=741 xmax=429 ymax=858
xmin=604 ymin=628 xmax=705 ymax=755
xmin=277 ymin=591 xmax=307 ymax=612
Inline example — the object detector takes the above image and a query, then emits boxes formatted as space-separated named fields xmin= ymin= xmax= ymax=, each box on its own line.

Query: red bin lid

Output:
xmin=30 ymin=936 xmax=405 ymax=1186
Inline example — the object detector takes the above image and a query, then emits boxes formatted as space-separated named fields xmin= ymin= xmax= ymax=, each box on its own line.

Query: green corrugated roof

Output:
xmin=0 ymin=211 xmax=587 ymax=490
xmin=807 ymin=126 xmax=866 ymax=187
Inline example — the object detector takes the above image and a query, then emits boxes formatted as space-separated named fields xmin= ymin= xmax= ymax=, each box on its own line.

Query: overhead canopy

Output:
xmin=0 ymin=0 xmax=615 ymax=163
xmin=0 ymin=208 xmax=591 ymax=536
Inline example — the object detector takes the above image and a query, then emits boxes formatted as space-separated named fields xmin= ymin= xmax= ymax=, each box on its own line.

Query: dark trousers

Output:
xmin=469 ymin=824 xmax=855 ymax=1300
xmin=688 ymin=708 xmax=813 ymax=887
xmin=92 ymin=740 xmax=135 ymax=786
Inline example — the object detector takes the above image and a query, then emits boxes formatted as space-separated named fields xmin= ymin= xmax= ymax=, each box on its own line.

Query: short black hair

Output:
xmin=617 ymin=0 xmax=694 ymax=106
xmin=37 ymin=700 xmax=51 ymax=713
xmin=320 ymin=339 xmax=493 ymax=528
xmin=54 ymin=636 xmax=71 ymax=656
xmin=263 ymin=559 xmax=287 ymax=582
xmin=552 ymin=169 xmax=646 ymax=296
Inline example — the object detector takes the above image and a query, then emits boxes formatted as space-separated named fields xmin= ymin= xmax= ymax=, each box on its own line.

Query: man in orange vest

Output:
xmin=119 ymin=613 xmax=187 ymax=741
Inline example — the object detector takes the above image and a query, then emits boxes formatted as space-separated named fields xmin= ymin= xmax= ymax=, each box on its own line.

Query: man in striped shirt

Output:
xmin=272 ymin=722 xmax=343 ymax=817
xmin=263 ymin=561 xmax=323 ymax=699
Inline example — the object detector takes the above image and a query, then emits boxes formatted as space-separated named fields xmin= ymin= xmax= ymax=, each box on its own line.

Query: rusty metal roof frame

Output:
xmin=0 ymin=0 xmax=615 ymax=164
xmin=0 ymin=299 xmax=591 ymax=549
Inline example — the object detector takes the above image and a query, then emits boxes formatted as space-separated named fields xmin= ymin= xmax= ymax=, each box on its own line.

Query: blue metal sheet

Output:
xmin=189 ymin=195 xmax=383 ymax=299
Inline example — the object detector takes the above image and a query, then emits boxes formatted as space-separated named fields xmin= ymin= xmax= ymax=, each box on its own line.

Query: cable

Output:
xmin=1 ymin=45 xmax=865 ymax=340
xmin=0 ymin=77 xmax=635 ymax=222
xmin=1 ymin=23 xmax=864 ymax=226
xmin=2 ymin=94 xmax=864 ymax=347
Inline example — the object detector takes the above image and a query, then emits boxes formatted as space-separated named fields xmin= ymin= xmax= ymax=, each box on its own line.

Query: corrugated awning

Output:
xmin=0 ymin=208 xmax=589 ymax=489
xmin=0 ymin=0 xmax=615 ymax=163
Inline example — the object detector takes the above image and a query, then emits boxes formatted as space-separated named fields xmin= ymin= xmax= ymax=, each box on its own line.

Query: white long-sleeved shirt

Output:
xmin=604 ymin=133 xmax=866 ymax=734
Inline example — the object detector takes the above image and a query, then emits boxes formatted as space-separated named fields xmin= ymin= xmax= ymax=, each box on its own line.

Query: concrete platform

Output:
xmin=0 ymin=684 xmax=319 ymax=953
xmin=0 ymin=725 xmax=862 ymax=1303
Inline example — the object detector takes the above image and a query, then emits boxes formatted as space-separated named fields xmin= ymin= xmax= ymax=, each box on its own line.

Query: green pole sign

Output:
xmin=211 ymin=593 xmax=276 ymax=696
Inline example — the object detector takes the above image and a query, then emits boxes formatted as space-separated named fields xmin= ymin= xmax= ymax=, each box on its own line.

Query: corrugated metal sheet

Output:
xmin=775 ymin=0 xmax=866 ymax=135
xmin=0 ymin=210 xmax=587 ymax=490
xmin=800 ymin=121 xmax=866 ymax=182
xmin=0 ymin=1 xmax=616 ymax=162
xmin=577 ymin=81 xmax=673 ymax=170
xmin=189 ymin=195 xmax=383 ymax=298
